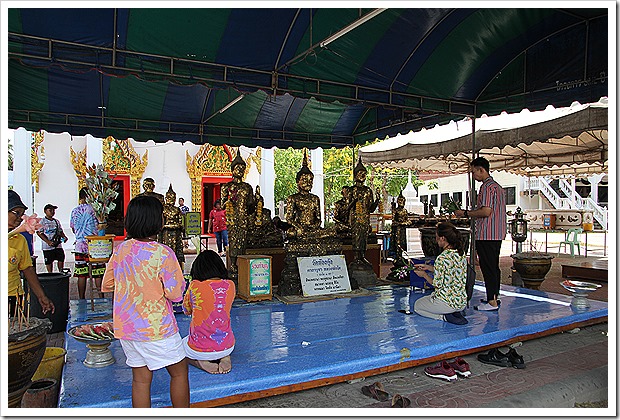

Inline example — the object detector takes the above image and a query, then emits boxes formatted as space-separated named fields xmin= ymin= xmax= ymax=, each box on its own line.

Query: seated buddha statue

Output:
xmin=247 ymin=185 xmax=284 ymax=248
xmin=333 ymin=185 xmax=352 ymax=242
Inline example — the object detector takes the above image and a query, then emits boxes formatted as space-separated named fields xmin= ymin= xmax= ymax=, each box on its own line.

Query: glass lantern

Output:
xmin=510 ymin=207 xmax=528 ymax=252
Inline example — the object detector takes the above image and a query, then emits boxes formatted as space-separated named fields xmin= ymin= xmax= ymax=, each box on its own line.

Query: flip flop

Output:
xmin=218 ymin=356 xmax=232 ymax=374
xmin=391 ymin=394 xmax=411 ymax=408
xmin=361 ymin=381 xmax=389 ymax=402
xmin=191 ymin=358 xmax=220 ymax=374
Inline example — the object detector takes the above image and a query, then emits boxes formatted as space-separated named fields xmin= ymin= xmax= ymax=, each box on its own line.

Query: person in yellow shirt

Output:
xmin=8 ymin=190 xmax=54 ymax=316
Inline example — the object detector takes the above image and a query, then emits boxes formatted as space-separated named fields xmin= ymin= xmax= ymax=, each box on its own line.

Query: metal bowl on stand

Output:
xmin=560 ymin=280 xmax=602 ymax=309
xmin=67 ymin=323 xmax=116 ymax=368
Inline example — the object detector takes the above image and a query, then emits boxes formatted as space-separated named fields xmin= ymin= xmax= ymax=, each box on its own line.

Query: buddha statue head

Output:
xmin=165 ymin=184 xmax=176 ymax=205
xmin=231 ymin=149 xmax=247 ymax=179
xmin=296 ymin=150 xmax=314 ymax=192
xmin=143 ymin=177 xmax=155 ymax=193
xmin=353 ymin=157 xmax=367 ymax=183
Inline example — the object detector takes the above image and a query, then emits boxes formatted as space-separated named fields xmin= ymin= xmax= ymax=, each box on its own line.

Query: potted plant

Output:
xmin=84 ymin=164 xmax=119 ymax=235
xmin=511 ymin=240 xmax=554 ymax=290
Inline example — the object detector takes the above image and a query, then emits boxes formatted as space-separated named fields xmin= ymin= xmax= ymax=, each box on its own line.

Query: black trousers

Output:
xmin=475 ymin=240 xmax=502 ymax=301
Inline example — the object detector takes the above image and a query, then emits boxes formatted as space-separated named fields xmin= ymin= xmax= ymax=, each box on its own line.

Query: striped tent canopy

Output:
xmin=8 ymin=7 xmax=609 ymax=148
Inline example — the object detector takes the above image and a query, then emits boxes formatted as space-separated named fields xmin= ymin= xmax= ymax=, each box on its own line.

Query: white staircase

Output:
xmin=526 ymin=177 xmax=607 ymax=228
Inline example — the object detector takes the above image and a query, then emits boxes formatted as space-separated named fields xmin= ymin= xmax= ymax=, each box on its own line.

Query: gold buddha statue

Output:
xmin=161 ymin=184 xmax=185 ymax=267
xmin=221 ymin=150 xmax=256 ymax=281
xmin=349 ymin=158 xmax=379 ymax=264
xmin=247 ymin=185 xmax=284 ymax=248
xmin=391 ymin=192 xmax=412 ymax=267
xmin=333 ymin=185 xmax=352 ymax=241
xmin=284 ymin=151 xmax=333 ymax=240
xmin=137 ymin=177 xmax=164 ymax=204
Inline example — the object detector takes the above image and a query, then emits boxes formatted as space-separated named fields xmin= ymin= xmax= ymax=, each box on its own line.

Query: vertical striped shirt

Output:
xmin=475 ymin=176 xmax=507 ymax=241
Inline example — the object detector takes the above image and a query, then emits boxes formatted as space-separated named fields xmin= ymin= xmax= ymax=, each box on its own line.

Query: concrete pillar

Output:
xmin=259 ymin=147 xmax=276 ymax=214
xmin=587 ymin=173 xmax=605 ymax=202
xmin=86 ymin=134 xmax=103 ymax=167
xmin=310 ymin=147 xmax=324 ymax=226
xmin=13 ymin=128 xmax=34 ymax=210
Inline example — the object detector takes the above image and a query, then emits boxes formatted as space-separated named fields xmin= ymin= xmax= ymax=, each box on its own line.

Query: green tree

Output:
xmin=274 ymin=147 xmax=303 ymax=207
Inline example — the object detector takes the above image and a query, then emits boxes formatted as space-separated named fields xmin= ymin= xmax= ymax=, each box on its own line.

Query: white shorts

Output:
xmin=120 ymin=332 xmax=186 ymax=371
xmin=182 ymin=335 xmax=234 ymax=361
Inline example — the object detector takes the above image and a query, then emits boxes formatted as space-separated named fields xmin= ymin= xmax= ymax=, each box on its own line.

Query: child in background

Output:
xmin=183 ymin=250 xmax=235 ymax=374
xmin=101 ymin=195 xmax=189 ymax=407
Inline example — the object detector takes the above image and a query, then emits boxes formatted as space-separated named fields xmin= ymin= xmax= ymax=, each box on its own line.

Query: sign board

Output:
xmin=237 ymin=255 xmax=272 ymax=302
xmin=85 ymin=234 xmax=115 ymax=263
xmin=370 ymin=214 xmax=380 ymax=233
xmin=297 ymin=255 xmax=351 ymax=297
xmin=184 ymin=212 xmax=202 ymax=237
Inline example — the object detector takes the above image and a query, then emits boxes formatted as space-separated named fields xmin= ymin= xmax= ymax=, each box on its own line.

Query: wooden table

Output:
xmin=561 ymin=260 xmax=608 ymax=282
xmin=528 ymin=228 xmax=607 ymax=257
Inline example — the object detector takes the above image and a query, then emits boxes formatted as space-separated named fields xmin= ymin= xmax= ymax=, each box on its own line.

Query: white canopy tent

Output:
xmin=359 ymin=98 xmax=608 ymax=177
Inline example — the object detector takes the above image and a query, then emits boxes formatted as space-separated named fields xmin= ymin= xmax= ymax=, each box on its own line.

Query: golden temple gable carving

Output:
xmin=186 ymin=144 xmax=233 ymax=212
xmin=102 ymin=136 xmax=148 ymax=198
xmin=70 ymin=146 xmax=88 ymax=190
xmin=31 ymin=131 xmax=45 ymax=193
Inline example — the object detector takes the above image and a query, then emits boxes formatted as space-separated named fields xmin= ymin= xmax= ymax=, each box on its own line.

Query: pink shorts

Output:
xmin=119 ymin=332 xmax=186 ymax=371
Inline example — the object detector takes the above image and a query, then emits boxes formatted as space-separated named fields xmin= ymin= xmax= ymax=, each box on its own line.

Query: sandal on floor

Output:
xmin=361 ymin=381 xmax=389 ymax=402
xmin=391 ymin=394 xmax=411 ymax=408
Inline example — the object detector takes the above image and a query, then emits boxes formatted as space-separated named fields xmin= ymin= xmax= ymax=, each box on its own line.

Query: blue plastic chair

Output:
xmin=558 ymin=228 xmax=582 ymax=257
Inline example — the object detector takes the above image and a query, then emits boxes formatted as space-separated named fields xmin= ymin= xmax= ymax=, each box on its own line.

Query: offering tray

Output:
xmin=68 ymin=322 xmax=116 ymax=368
xmin=560 ymin=280 xmax=601 ymax=309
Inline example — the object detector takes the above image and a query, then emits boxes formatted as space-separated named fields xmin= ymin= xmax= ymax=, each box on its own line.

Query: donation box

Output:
xmin=237 ymin=255 xmax=272 ymax=302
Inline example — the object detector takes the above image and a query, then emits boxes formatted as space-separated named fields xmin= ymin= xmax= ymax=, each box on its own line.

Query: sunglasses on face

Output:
xmin=10 ymin=209 xmax=25 ymax=218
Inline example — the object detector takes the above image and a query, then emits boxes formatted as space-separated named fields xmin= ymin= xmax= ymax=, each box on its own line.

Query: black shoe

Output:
xmin=477 ymin=348 xmax=511 ymax=367
xmin=507 ymin=348 xmax=525 ymax=369
xmin=444 ymin=311 xmax=468 ymax=325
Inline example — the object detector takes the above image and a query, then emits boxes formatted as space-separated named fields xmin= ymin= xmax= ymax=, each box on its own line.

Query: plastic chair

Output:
xmin=558 ymin=228 xmax=582 ymax=257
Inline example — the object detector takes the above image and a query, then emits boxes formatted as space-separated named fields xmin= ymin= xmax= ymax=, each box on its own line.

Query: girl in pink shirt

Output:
xmin=102 ymin=195 xmax=189 ymax=407
xmin=183 ymin=250 xmax=236 ymax=374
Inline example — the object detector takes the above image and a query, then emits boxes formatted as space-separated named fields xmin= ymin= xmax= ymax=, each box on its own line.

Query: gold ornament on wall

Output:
xmin=186 ymin=144 xmax=233 ymax=212
xmin=70 ymin=146 xmax=88 ymax=190
xmin=31 ymin=131 xmax=45 ymax=192
xmin=102 ymin=136 xmax=148 ymax=198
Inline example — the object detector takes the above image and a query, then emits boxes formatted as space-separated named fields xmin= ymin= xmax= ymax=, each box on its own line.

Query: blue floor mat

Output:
xmin=59 ymin=283 xmax=607 ymax=408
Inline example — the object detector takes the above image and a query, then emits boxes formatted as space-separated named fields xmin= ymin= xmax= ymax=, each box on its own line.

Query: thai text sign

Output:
xmin=184 ymin=212 xmax=201 ymax=236
xmin=297 ymin=255 xmax=351 ymax=297
xmin=249 ymin=258 xmax=271 ymax=296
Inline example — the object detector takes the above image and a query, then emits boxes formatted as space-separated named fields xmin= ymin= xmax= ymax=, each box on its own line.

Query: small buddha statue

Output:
xmin=247 ymin=185 xmax=284 ymax=248
xmin=161 ymin=184 xmax=185 ymax=267
xmin=391 ymin=192 xmax=412 ymax=267
xmin=333 ymin=185 xmax=352 ymax=241
xmin=349 ymin=158 xmax=379 ymax=264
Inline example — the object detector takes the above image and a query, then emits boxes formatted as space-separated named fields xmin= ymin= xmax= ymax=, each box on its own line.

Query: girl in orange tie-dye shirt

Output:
xmin=102 ymin=195 xmax=189 ymax=407
xmin=183 ymin=250 xmax=236 ymax=374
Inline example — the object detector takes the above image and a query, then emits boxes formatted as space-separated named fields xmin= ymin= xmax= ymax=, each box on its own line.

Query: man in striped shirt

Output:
xmin=455 ymin=157 xmax=506 ymax=311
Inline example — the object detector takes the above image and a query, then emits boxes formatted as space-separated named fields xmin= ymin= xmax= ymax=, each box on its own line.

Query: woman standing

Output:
xmin=208 ymin=199 xmax=228 ymax=257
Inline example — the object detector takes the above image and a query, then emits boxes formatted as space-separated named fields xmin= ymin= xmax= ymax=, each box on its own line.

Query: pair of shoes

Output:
xmin=361 ymin=381 xmax=389 ymax=402
xmin=424 ymin=361 xmax=457 ymax=381
xmin=391 ymin=394 xmax=411 ymax=407
xmin=506 ymin=348 xmax=526 ymax=369
xmin=447 ymin=357 xmax=471 ymax=377
xmin=474 ymin=302 xmax=499 ymax=311
xmin=444 ymin=311 xmax=468 ymax=325
xmin=477 ymin=348 xmax=511 ymax=367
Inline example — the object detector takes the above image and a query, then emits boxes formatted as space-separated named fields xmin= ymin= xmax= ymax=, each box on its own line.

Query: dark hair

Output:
xmin=214 ymin=199 xmax=221 ymax=207
xmin=79 ymin=187 xmax=89 ymax=200
xmin=124 ymin=195 xmax=163 ymax=239
xmin=436 ymin=221 xmax=464 ymax=255
xmin=144 ymin=177 xmax=155 ymax=183
xmin=471 ymin=156 xmax=490 ymax=173
xmin=190 ymin=250 xmax=229 ymax=280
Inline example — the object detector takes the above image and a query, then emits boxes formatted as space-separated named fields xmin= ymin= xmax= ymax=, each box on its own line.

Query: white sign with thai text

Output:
xmin=297 ymin=255 xmax=351 ymax=297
